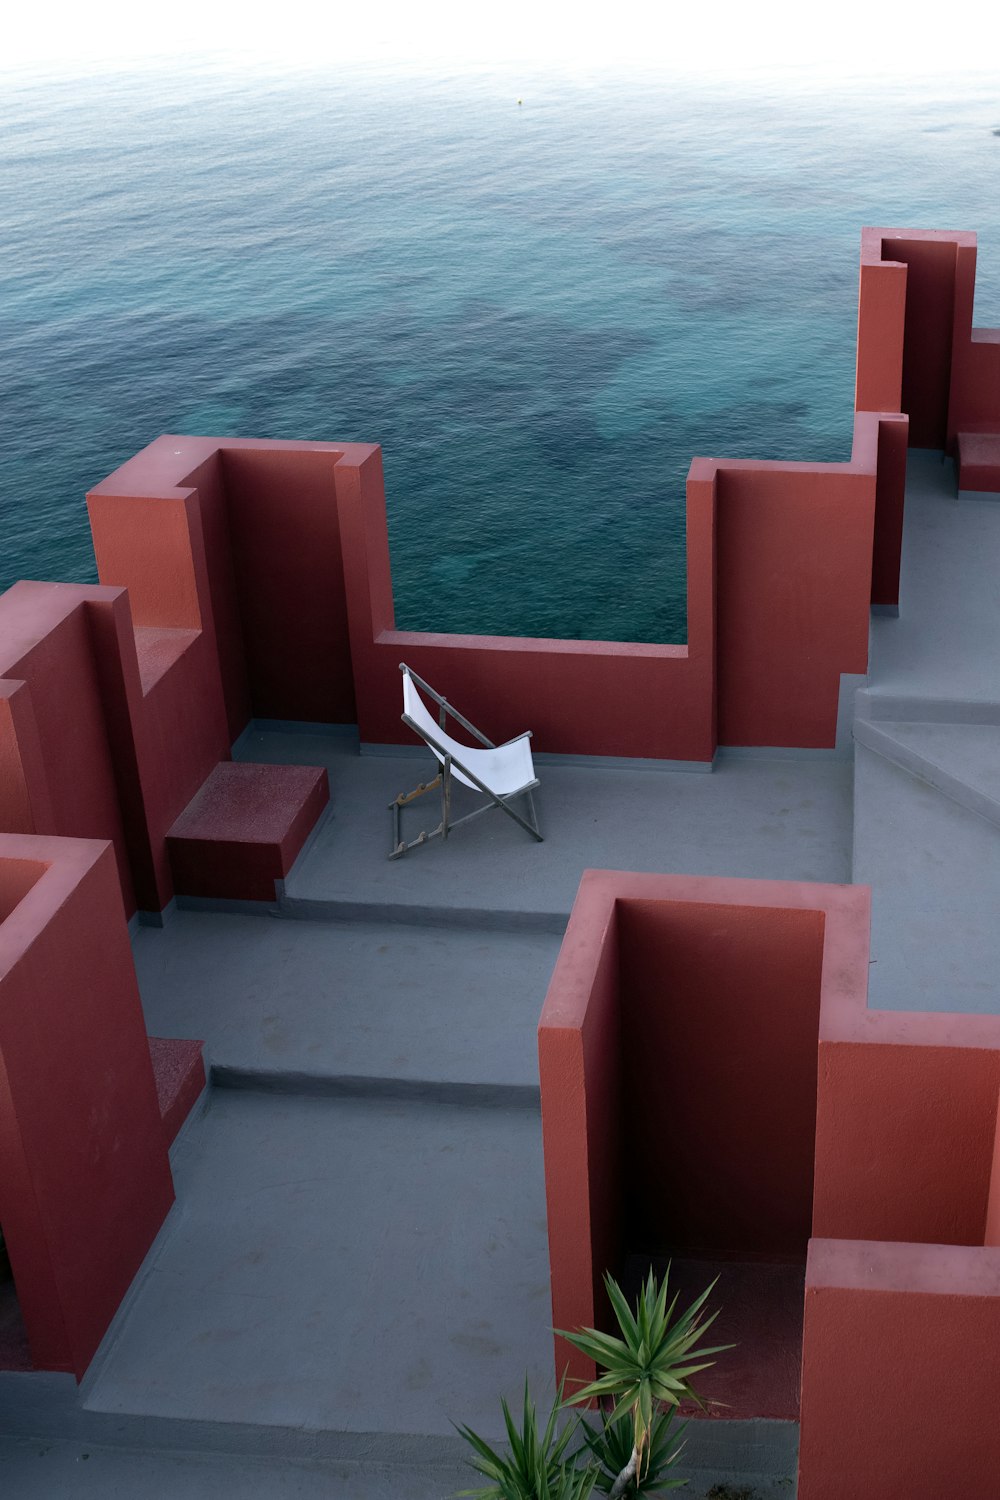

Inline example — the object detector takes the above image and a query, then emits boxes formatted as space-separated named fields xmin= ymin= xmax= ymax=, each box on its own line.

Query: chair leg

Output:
xmin=388 ymin=771 xmax=442 ymax=858
xmin=524 ymin=787 xmax=541 ymax=839
xmin=441 ymin=756 xmax=452 ymax=840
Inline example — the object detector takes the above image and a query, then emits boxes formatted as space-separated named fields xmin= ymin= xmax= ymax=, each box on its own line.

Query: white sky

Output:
xmin=3 ymin=0 xmax=999 ymax=76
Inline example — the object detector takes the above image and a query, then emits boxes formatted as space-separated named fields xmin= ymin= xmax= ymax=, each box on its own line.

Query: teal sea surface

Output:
xmin=3 ymin=61 xmax=1000 ymax=642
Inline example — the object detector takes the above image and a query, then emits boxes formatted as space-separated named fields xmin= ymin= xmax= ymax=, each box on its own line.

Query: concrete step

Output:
xmin=0 ymin=1431 xmax=798 ymax=1497
xmin=0 ymin=1436 xmax=467 ymax=1499
xmin=133 ymin=910 xmax=561 ymax=1093
xmin=856 ymin=687 xmax=1000 ymax=726
xmin=853 ymin=714 xmax=1000 ymax=832
xmin=851 ymin=743 xmax=1000 ymax=1013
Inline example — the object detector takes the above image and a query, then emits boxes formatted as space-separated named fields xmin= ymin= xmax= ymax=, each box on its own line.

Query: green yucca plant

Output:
xmin=454 ymin=1269 xmax=731 ymax=1500
xmin=455 ymin=1379 xmax=597 ymax=1500
xmin=578 ymin=1407 xmax=688 ymax=1494
xmin=558 ymin=1270 xmax=732 ymax=1498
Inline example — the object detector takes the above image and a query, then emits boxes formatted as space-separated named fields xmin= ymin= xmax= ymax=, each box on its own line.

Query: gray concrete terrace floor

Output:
xmin=857 ymin=449 xmax=1000 ymax=1012
xmin=0 ymin=726 xmax=842 ymax=1495
xmin=8 ymin=447 xmax=1000 ymax=1497
xmin=246 ymin=728 xmax=855 ymax=920
xmin=868 ymin=450 xmax=1000 ymax=709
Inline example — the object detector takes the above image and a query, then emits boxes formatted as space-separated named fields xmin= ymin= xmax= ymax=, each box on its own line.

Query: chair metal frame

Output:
xmin=389 ymin=663 xmax=543 ymax=859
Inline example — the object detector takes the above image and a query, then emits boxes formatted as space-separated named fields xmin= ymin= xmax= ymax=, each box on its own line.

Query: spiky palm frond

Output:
xmin=456 ymin=1379 xmax=598 ymax=1500
xmin=558 ymin=1270 xmax=733 ymax=1464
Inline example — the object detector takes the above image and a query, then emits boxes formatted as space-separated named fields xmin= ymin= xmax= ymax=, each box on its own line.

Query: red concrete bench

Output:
xmin=957 ymin=432 xmax=1000 ymax=495
xmin=167 ymin=761 xmax=329 ymax=902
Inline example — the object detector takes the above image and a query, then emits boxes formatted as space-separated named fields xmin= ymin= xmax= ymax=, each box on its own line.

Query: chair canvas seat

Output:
xmin=402 ymin=672 xmax=535 ymax=796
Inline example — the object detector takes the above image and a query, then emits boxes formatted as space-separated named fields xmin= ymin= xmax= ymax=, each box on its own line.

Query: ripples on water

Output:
xmin=2 ymin=59 xmax=999 ymax=641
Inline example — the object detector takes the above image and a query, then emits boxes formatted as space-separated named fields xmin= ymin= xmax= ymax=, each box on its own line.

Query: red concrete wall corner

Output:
xmin=0 ymin=834 xmax=174 ymax=1378
xmin=713 ymin=413 xmax=881 ymax=748
xmin=538 ymin=877 xmax=624 ymax=1392
xmin=855 ymin=231 xmax=907 ymax=415
xmin=855 ymin=227 xmax=1000 ymax=453
xmin=870 ymin=413 xmax=909 ymax=609
xmin=813 ymin=1039 xmax=1000 ymax=1248
xmin=222 ymin=446 xmax=357 ymax=725
xmin=0 ymin=585 xmax=140 ymax=915
xmin=617 ymin=897 xmax=825 ymax=1259
xmin=985 ymin=1089 xmax=1000 ymax=1248
xmin=538 ymin=872 xmax=871 ymax=1397
xmin=798 ymin=1239 xmax=1000 ymax=1500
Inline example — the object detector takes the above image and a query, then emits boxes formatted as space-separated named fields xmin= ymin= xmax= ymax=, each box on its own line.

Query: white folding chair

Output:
xmin=389 ymin=663 xmax=543 ymax=858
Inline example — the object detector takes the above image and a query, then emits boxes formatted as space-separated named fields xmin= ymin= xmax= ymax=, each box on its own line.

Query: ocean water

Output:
xmin=3 ymin=60 xmax=1000 ymax=643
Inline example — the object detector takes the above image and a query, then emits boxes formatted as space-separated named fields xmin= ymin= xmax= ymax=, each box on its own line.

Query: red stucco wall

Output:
xmin=617 ymin=897 xmax=824 ymax=1259
xmin=856 ymin=227 xmax=1000 ymax=453
xmin=537 ymin=888 xmax=624 ymax=1389
xmin=814 ymin=1037 xmax=1000 ymax=1248
xmin=710 ymin=413 xmax=897 ymax=746
xmin=336 ymin=446 xmax=717 ymax=761
xmin=87 ymin=478 xmax=233 ymax=911
xmin=799 ymin=1239 xmax=1000 ymax=1500
xmin=223 ymin=446 xmax=356 ymax=725
xmin=0 ymin=835 xmax=174 ymax=1378
xmin=0 ymin=586 xmax=137 ymax=913
xmin=538 ymin=872 xmax=869 ymax=1395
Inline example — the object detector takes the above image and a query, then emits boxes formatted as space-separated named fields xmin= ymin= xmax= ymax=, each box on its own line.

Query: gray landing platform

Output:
xmin=855 ymin=450 xmax=1000 ymax=1014
xmin=82 ymin=1090 xmax=552 ymax=1445
xmin=236 ymin=728 xmax=853 ymax=923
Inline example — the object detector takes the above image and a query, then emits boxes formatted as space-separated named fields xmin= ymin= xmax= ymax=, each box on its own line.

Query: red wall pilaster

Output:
xmin=799 ymin=1239 xmax=1000 ymax=1500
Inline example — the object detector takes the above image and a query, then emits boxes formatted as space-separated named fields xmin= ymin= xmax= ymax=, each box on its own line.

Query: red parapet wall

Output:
xmin=706 ymin=411 xmax=904 ymax=747
xmin=799 ymin=1239 xmax=1000 ymax=1500
xmin=856 ymin=227 xmax=1000 ymax=450
xmin=337 ymin=411 xmax=903 ymax=757
xmin=0 ymin=834 xmax=175 ymax=1378
xmin=335 ymin=445 xmax=717 ymax=761
xmin=0 ymin=585 xmax=139 ymax=913
xmin=88 ymin=435 xmax=365 ymax=743
xmin=813 ymin=1032 xmax=1000 ymax=1249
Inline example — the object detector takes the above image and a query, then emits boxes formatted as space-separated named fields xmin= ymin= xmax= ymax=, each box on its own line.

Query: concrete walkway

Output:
xmin=855 ymin=450 xmax=1000 ymax=1014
